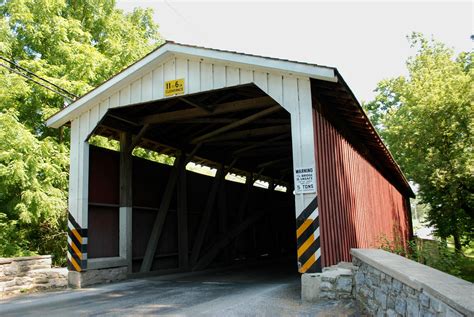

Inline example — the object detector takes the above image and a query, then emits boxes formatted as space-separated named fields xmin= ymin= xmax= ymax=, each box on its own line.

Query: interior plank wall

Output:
xmin=313 ymin=111 xmax=411 ymax=268
xmin=88 ymin=146 xmax=296 ymax=272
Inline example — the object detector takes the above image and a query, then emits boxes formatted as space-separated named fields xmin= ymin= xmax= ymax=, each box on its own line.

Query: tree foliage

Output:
xmin=364 ymin=33 xmax=473 ymax=251
xmin=0 ymin=0 xmax=161 ymax=263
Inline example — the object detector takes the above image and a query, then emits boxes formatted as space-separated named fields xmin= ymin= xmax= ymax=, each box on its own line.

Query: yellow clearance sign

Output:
xmin=164 ymin=79 xmax=185 ymax=97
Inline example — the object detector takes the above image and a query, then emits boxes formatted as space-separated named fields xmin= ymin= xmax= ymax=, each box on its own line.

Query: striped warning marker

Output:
xmin=67 ymin=213 xmax=87 ymax=272
xmin=296 ymin=197 xmax=321 ymax=273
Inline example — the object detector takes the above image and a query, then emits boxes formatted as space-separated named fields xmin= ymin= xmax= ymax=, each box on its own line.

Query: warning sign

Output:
xmin=294 ymin=167 xmax=316 ymax=194
xmin=164 ymin=78 xmax=185 ymax=97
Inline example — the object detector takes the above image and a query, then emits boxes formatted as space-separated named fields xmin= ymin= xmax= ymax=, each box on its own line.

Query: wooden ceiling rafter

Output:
xmin=139 ymin=96 xmax=275 ymax=125
xmin=190 ymin=105 xmax=282 ymax=144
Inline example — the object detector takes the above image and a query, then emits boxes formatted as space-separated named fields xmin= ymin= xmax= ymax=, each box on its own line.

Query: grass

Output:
xmin=446 ymin=239 xmax=474 ymax=283
xmin=379 ymin=234 xmax=474 ymax=283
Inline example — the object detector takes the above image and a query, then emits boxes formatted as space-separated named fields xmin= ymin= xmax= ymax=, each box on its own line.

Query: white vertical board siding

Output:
xmin=99 ymin=99 xmax=109 ymax=118
xmin=68 ymin=118 xmax=79 ymax=224
xmin=68 ymin=113 xmax=90 ymax=229
xmin=152 ymin=65 xmax=164 ymax=100
xmin=226 ymin=66 xmax=240 ymax=86
xmin=175 ymin=58 xmax=188 ymax=91
xmin=240 ymin=69 xmax=253 ymax=84
xmin=88 ymin=104 xmax=100 ymax=137
xmin=213 ymin=64 xmax=226 ymax=89
xmin=119 ymin=85 xmax=130 ymax=106
xmin=268 ymin=74 xmax=283 ymax=105
xmin=188 ymin=60 xmax=201 ymax=93
xmin=130 ymin=79 xmax=141 ymax=104
xmin=163 ymin=58 xmax=176 ymax=84
xmin=292 ymin=78 xmax=318 ymax=217
xmin=78 ymin=112 xmax=90 ymax=228
xmin=141 ymin=72 xmax=152 ymax=102
xmin=109 ymin=92 xmax=119 ymax=109
xmin=200 ymin=62 xmax=213 ymax=91
xmin=253 ymin=71 xmax=268 ymax=93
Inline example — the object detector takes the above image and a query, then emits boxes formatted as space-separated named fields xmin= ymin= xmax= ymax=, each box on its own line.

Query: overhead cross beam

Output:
xmin=235 ymin=146 xmax=290 ymax=158
xmin=170 ymin=118 xmax=289 ymax=124
xmin=201 ymin=125 xmax=291 ymax=143
xmin=232 ymin=133 xmax=290 ymax=156
xmin=178 ymin=97 xmax=212 ymax=113
xmin=257 ymin=157 xmax=291 ymax=169
xmin=190 ymin=105 xmax=282 ymax=144
xmin=140 ymin=96 xmax=275 ymax=125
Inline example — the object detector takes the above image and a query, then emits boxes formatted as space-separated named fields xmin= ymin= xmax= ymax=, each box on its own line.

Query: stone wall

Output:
xmin=301 ymin=262 xmax=357 ymax=302
xmin=351 ymin=249 xmax=473 ymax=317
xmin=0 ymin=255 xmax=67 ymax=297
xmin=319 ymin=262 xmax=356 ymax=300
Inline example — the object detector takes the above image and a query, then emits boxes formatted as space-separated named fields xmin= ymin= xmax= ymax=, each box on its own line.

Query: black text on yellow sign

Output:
xmin=164 ymin=78 xmax=185 ymax=97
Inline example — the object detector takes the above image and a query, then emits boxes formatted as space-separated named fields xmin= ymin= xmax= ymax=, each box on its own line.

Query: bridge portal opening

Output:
xmin=86 ymin=84 xmax=298 ymax=274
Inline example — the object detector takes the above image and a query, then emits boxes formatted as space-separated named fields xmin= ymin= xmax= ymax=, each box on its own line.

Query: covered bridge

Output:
xmin=46 ymin=41 xmax=414 ymax=287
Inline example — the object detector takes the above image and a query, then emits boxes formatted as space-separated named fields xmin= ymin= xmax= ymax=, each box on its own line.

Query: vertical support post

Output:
xmin=177 ymin=161 xmax=189 ymax=270
xmin=286 ymin=78 xmax=320 ymax=273
xmin=120 ymin=132 xmax=133 ymax=273
xmin=67 ymin=116 xmax=89 ymax=275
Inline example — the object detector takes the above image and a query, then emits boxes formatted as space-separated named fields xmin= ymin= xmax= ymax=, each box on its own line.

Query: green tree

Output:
xmin=0 ymin=0 xmax=162 ymax=263
xmin=0 ymin=111 xmax=69 ymax=261
xmin=364 ymin=33 xmax=473 ymax=252
xmin=1 ymin=0 xmax=161 ymax=136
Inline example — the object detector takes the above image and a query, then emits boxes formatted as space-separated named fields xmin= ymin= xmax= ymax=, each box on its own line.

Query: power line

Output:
xmin=0 ymin=62 xmax=76 ymax=101
xmin=0 ymin=55 xmax=78 ymax=100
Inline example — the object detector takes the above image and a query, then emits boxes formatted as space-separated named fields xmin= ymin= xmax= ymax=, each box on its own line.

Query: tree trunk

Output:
xmin=453 ymin=232 xmax=462 ymax=253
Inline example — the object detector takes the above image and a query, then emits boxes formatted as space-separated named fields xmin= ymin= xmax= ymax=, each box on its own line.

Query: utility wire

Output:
xmin=0 ymin=55 xmax=78 ymax=99
xmin=0 ymin=62 xmax=76 ymax=101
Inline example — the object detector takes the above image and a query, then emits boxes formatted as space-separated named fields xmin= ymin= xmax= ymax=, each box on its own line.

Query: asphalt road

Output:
xmin=0 ymin=264 xmax=361 ymax=316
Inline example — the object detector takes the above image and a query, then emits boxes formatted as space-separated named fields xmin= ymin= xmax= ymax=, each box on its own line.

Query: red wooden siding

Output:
xmin=313 ymin=110 xmax=410 ymax=267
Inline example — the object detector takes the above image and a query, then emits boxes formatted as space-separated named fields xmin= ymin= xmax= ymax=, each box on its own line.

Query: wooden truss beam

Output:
xmin=257 ymin=157 xmax=291 ymax=169
xmin=201 ymin=125 xmax=290 ymax=143
xmin=141 ymin=96 xmax=275 ymax=125
xmin=235 ymin=146 xmax=290 ymax=158
xmin=190 ymin=166 xmax=225 ymax=266
xmin=170 ymin=118 xmax=289 ymax=124
xmin=178 ymin=97 xmax=212 ymax=113
xmin=232 ymin=133 xmax=290 ymax=156
xmin=140 ymin=154 xmax=184 ymax=272
xmin=190 ymin=105 xmax=282 ymax=144
xmin=127 ymin=123 xmax=150 ymax=154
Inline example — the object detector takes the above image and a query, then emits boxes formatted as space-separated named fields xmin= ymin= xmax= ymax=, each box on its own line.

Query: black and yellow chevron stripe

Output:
xmin=296 ymin=197 xmax=321 ymax=273
xmin=68 ymin=213 xmax=87 ymax=272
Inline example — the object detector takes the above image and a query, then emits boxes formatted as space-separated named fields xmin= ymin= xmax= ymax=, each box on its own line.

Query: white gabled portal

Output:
xmin=49 ymin=42 xmax=336 ymax=280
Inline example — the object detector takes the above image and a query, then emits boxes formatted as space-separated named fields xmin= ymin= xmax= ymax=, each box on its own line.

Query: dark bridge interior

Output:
xmin=87 ymin=84 xmax=298 ymax=273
